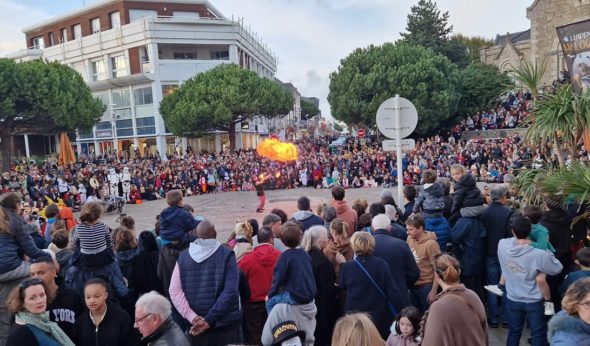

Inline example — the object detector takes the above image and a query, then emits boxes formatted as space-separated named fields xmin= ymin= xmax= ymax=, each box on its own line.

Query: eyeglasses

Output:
xmin=19 ymin=278 xmax=43 ymax=289
xmin=580 ymin=301 xmax=590 ymax=311
xmin=134 ymin=313 xmax=152 ymax=324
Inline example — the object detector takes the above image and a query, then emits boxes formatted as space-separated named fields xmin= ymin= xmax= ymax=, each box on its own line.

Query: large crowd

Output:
xmin=0 ymin=156 xmax=589 ymax=345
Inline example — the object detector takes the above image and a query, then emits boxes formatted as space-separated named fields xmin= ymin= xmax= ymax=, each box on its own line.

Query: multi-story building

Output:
xmin=8 ymin=0 xmax=277 ymax=157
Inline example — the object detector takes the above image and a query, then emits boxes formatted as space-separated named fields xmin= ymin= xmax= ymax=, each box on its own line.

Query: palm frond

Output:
xmin=512 ymin=167 xmax=548 ymax=205
xmin=509 ymin=59 xmax=547 ymax=98
xmin=542 ymin=162 xmax=590 ymax=205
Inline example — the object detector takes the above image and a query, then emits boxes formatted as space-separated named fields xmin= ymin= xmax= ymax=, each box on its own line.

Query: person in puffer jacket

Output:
xmin=0 ymin=192 xmax=51 ymax=345
xmin=449 ymin=165 xmax=485 ymax=225
xmin=547 ymin=278 xmax=590 ymax=345
xmin=413 ymin=170 xmax=449 ymax=251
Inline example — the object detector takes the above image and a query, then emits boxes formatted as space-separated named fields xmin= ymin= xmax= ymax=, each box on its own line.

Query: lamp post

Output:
xmin=109 ymin=103 xmax=118 ymax=156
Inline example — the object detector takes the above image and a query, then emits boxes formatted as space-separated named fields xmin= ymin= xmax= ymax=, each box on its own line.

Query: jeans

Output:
xmin=486 ymin=256 xmax=505 ymax=325
xmin=505 ymin=297 xmax=547 ymax=346
xmin=266 ymin=291 xmax=297 ymax=314
xmin=409 ymin=284 xmax=432 ymax=313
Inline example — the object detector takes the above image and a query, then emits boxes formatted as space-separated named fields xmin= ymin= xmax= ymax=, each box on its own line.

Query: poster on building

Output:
xmin=556 ymin=19 xmax=590 ymax=94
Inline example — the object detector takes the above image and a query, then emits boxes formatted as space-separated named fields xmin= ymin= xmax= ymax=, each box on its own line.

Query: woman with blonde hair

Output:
xmin=232 ymin=221 xmax=253 ymax=262
xmin=331 ymin=313 xmax=384 ymax=346
xmin=420 ymin=254 xmax=487 ymax=346
xmin=340 ymin=232 xmax=405 ymax=339
xmin=323 ymin=218 xmax=353 ymax=280
xmin=548 ymin=277 xmax=590 ymax=344
xmin=301 ymin=226 xmax=341 ymax=345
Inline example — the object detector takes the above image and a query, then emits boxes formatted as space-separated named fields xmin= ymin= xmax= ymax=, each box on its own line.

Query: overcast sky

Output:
xmin=0 ymin=0 xmax=532 ymax=119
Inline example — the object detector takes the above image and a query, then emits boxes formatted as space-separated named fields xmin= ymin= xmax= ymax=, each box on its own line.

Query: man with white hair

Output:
xmin=134 ymin=291 xmax=189 ymax=346
xmin=372 ymin=214 xmax=419 ymax=307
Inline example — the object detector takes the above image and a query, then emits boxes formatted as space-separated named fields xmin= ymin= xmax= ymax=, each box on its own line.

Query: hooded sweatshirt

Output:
xmin=159 ymin=206 xmax=199 ymax=242
xmin=331 ymin=200 xmax=357 ymax=236
xmin=239 ymin=243 xmax=281 ymax=302
xmin=292 ymin=210 xmax=324 ymax=232
xmin=261 ymin=301 xmax=317 ymax=346
xmin=498 ymin=237 xmax=563 ymax=303
xmin=407 ymin=232 xmax=441 ymax=286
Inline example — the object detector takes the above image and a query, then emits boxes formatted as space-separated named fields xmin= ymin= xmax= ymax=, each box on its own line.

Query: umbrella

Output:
xmin=58 ymin=132 xmax=77 ymax=165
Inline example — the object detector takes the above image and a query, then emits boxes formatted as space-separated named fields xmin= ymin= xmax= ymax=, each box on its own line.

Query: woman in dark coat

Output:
xmin=340 ymin=232 xmax=405 ymax=340
xmin=301 ymin=225 xmax=341 ymax=345
xmin=129 ymin=231 xmax=163 ymax=298
xmin=73 ymin=277 xmax=138 ymax=346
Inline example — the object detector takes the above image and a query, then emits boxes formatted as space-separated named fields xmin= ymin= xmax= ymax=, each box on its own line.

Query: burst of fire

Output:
xmin=256 ymin=138 xmax=298 ymax=162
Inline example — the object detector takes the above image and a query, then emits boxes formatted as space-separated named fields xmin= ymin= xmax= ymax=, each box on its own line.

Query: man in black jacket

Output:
xmin=372 ymin=214 xmax=420 ymax=306
xmin=481 ymin=185 xmax=513 ymax=328
xmin=29 ymin=257 xmax=84 ymax=340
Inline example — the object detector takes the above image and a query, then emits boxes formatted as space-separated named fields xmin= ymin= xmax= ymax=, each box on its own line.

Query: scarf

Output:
xmin=15 ymin=311 xmax=75 ymax=346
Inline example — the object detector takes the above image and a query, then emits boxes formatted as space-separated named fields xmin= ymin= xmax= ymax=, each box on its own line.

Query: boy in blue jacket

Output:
xmin=159 ymin=190 xmax=199 ymax=245
xmin=266 ymin=221 xmax=316 ymax=314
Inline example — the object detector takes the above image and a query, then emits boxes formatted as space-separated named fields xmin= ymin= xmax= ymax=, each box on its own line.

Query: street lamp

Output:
xmin=109 ymin=103 xmax=118 ymax=155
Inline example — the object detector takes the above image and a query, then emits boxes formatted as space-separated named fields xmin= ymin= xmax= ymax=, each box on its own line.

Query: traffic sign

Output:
xmin=382 ymin=139 xmax=415 ymax=151
xmin=357 ymin=129 xmax=365 ymax=138
xmin=376 ymin=97 xmax=418 ymax=139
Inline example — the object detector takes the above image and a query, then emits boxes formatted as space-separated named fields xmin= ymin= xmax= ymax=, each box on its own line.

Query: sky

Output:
xmin=0 ymin=0 xmax=532 ymax=120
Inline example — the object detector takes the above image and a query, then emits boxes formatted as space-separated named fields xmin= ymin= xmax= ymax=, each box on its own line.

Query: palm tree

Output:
xmin=512 ymin=166 xmax=548 ymax=206
xmin=509 ymin=58 xmax=547 ymax=101
xmin=541 ymin=162 xmax=590 ymax=224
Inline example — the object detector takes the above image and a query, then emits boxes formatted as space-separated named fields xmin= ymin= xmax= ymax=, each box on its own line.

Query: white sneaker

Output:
xmin=485 ymin=285 xmax=504 ymax=297
xmin=544 ymin=301 xmax=555 ymax=315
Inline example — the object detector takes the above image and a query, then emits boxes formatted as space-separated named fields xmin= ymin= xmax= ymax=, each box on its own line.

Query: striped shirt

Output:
xmin=71 ymin=222 xmax=113 ymax=254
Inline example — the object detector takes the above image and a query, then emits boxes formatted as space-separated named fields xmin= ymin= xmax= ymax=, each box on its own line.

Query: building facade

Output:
xmin=8 ymin=0 xmax=277 ymax=157
xmin=480 ymin=0 xmax=590 ymax=87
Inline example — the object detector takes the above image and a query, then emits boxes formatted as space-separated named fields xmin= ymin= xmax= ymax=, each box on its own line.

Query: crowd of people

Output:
xmin=0 ymin=157 xmax=589 ymax=345
xmin=458 ymin=90 xmax=533 ymax=132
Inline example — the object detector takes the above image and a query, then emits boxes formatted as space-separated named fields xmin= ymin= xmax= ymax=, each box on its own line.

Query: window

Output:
xmin=112 ymin=88 xmax=131 ymax=108
xmin=162 ymin=85 xmax=178 ymax=97
xmin=61 ymin=28 xmax=68 ymax=43
xmin=111 ymin=56 xmax=128 ymax=78
xmin=210 ymin=51 xmax=229 ymax=60
xmin=90 ymin=18 xmax=101 ymax=33
xmin=116 ymin=119 xmax=133 ymax=137
xmin=48 ymin=32 xmax=55 ymax=46
xmin=136 ymin=117 xmax=156 ymax=136
xmin=129 ymin=9 xmax=157 ymax=22
xmin=94 ymin=92 xmax=110 ymax=107
xmin=31 ymin=36 xmax=44 ymax=49
xmin=91 ymin=60 xmax=106 ymax=81
xmin=95 ymin=121 xmax=113 ymax=138
xmin=110 ymin=11 xmax=121 ymax=28
xmin=72 ymin=24 xmax=82 ymax=40
xmin=173 ymin=52 xmax=196 ymax=60
xmin=134 ymin=87 xmax=153 ymax=105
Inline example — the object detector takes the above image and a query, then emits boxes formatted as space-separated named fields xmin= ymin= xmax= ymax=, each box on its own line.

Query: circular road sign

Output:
xmin=357 ymin=129 xmax=365 ymax=138
xmin=376 ymin=97 xmax=418 ymax=139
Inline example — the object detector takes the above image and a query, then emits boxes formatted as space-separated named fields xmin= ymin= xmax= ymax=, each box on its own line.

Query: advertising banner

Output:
xmin=556 ymin=19 xmax=590 ymax=93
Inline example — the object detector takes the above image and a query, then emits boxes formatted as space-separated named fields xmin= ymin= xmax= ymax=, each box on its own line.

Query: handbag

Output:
xmin=354 ymin=257 xmax=398 ymax=317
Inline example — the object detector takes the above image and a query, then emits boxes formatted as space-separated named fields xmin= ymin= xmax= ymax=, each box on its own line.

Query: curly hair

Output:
xmin=561 ymin=277 xmax=590 ymax=316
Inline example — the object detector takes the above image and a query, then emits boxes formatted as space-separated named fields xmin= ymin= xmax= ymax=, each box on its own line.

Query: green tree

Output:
xmin=458 ymin=63 xmax=513 ymax=115
xmin=400 ymin=0 xmax=452 ymax=53
xmin=0 ymin=59 xmax=104 ymax=171
xmin=301 ymin=99 xmax=320 ymax=118
xmin=510 ymin=59 xmax=547 ymax=101
xmin=159 ymin=64 xmax=293 ymax=150
xmin=452 ymin=34 xmax=495 ymax=65
xmin=328 ymin=42 xmax=461 ymax=135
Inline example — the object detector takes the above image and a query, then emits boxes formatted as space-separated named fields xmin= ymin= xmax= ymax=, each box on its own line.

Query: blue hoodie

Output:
xmin=159 ymin=206 xmax=200 ymax=242
xmin=497 ymin=237 xmax=563 ymax=303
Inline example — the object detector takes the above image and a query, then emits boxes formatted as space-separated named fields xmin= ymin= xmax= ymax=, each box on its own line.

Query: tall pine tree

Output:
xmin=400 ymin=0 xmax=452 ymax=50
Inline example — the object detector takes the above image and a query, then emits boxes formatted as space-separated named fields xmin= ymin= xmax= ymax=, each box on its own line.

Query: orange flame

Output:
xmin=256 ymin=138 xmax=298 ymax=162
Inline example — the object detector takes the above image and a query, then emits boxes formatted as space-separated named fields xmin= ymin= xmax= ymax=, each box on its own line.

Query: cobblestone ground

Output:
xmin=101 ymin=186 xmax=529 ymax=346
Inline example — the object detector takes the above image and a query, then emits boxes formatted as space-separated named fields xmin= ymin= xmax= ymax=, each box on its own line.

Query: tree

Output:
xmin=159 ymin=64 xmax=293 ymax=150
xmin=458 ymin=63 xmax=513 ymax=115
xmin=328 ymin=42 xmax=461 ymax=135
xmin=452 ymin=34 xmax=495 ymax=65
xmin=300 ymin=99 xmax=320 ymax=118
xmin=400 ymin=0 xmax=452 ymax=53
xmin=510 ymin=58 xmax=547 ymax=101
xmin=0 ymin=59 xmax=105 ymax=171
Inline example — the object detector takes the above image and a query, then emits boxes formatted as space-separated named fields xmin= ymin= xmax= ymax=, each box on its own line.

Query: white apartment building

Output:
xmin=8 ymin=0 xmax=277 ymax=158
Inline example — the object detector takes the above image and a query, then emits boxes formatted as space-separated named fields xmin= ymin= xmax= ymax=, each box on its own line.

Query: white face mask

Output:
xmin=281 ymin=336 xmax=303 ymax=346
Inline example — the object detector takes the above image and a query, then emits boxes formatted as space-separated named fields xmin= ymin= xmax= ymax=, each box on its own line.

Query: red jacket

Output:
xmin=238 ymin=243 xmax=280 ymax=302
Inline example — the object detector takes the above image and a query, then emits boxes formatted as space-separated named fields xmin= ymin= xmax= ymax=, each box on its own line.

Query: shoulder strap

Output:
xmin=354 ymin=257 xmax=397 ymax=316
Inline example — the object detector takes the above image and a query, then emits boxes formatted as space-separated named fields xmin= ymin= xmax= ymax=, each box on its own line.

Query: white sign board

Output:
xmin=382 ymin=139 xmax=416 ymax=151
xmin=376 ymin=97 xmax=418 ymax=139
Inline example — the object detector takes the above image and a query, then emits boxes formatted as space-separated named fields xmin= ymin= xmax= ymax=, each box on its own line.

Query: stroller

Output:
xmin=103 ymin=194 xmax=125 ymax=221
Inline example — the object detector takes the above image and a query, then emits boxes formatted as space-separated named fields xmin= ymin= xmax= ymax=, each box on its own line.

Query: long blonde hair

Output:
xmin=331 ymin=313 xmax=384 ymax=346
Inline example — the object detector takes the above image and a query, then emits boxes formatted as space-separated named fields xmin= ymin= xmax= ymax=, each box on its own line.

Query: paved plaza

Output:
xmin=102 ymin=186 xmax=530 ymax=346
